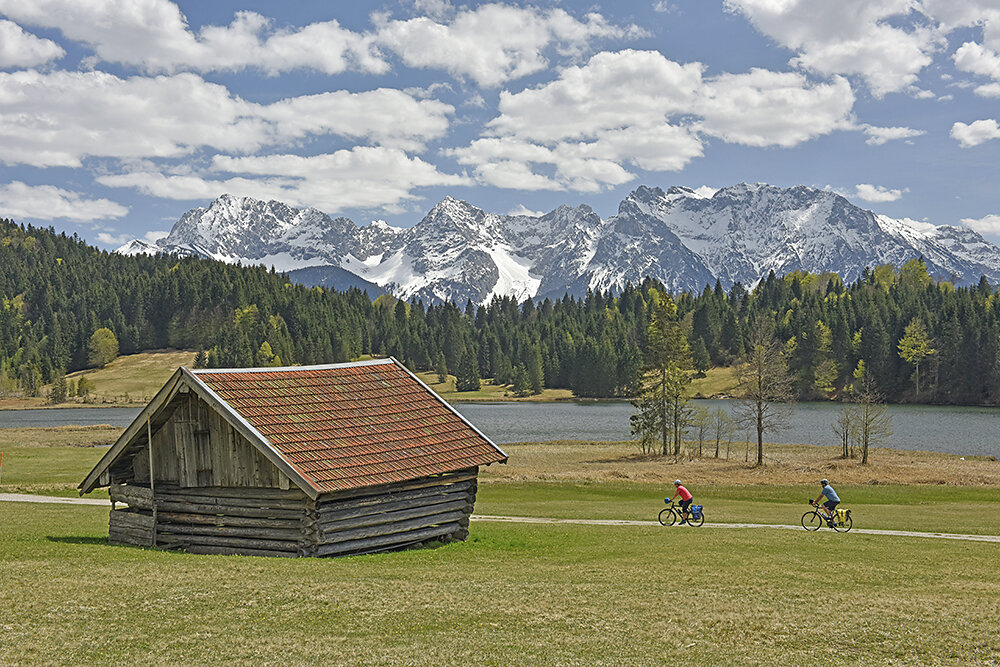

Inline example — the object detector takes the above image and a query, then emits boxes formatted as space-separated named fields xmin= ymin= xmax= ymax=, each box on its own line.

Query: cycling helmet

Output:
xmin=820 ymin=479 xmax=829 ymax=485
xmin=673 ymin=479 xmax=682 ymax=485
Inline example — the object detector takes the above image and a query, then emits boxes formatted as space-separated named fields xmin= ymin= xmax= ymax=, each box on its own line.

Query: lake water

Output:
xmin=2 ymin=401 xmax=997 ymax=457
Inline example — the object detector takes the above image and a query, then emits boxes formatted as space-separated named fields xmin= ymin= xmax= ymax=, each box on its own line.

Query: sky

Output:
xmin=2 ymin=0 xmax=1000 ymax=249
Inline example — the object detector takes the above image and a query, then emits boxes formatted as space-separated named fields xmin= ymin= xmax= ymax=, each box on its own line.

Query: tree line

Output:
xmin=3 ymin=218 xmax=999 ymax=410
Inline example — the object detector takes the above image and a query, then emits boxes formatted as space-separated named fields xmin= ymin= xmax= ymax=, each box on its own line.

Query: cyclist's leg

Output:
xmin=680 ymin=499 xmax=691 ymax=522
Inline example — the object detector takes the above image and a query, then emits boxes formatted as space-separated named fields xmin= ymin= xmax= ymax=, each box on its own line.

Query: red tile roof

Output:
xmin=191 ymin=359 xmax=505 ymax=493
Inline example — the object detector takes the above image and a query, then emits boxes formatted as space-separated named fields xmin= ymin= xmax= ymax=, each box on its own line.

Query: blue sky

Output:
xmin=2 ymin=0 xmax=1000 ymax=248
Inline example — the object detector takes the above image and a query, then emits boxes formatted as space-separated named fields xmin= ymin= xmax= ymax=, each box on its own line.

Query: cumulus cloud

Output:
xmin=961 ymin=213 xmax=1000 ymax=235
xmin=697 ymin=70 xmax=854 ymax=147
xmin=853 ymin=183 xmax=906 ymax=202
xmin=0 ymin=1 xmax=638 ymax=86
xmin=374 ymin=4 xmax=642 ymax=87
xmin=0 ymin=181 xmax=128 ymax=221
xmin=97 ymin=147 xmax=471 ymax=213
xmin=861 ymin=124 xmax=925 ymax=145
xmin=450 ymin=50 xmax=856 ymax=192
xmin=725 ymin=0 xmax=940 ymax=96
xmin=951 ymin=119 xmax=1000 ymax=147
xmin=0 ymin=19 xmax=64 ymax=68
xmin=0 ymin=70 xmax=453 ymax=167
xmin=0 ymin=0 xmax=385 ymax=75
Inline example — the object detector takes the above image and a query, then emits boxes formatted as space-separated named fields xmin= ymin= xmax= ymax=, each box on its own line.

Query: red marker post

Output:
xmin=0 ymin=451 xmax=4 ymax=485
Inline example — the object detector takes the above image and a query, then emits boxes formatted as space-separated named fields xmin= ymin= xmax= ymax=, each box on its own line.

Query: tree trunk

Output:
xmin=756 ymin=406 xmax=764 ymax=467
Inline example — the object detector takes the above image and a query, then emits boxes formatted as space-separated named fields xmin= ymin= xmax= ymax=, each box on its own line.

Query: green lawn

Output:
xmin=1 ymin=503 xmax=998 ymax=665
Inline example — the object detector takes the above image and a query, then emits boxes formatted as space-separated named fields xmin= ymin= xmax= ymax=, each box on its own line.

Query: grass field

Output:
xmin=2 ymin=431 xmax=999 ymax=664
xmin=0 ymin=349 xmax=196 ymax=410
xmin=415 ymin=371 xmax=575 ymax=402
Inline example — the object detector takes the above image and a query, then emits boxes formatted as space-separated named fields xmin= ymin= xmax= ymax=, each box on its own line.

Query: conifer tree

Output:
xmin=455 ymin=349 xmax=480 ymax=392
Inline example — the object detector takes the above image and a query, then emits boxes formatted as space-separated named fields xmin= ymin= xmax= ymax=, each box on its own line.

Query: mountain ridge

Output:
xmin=117 ymin=183 xmax=1000 ymax=304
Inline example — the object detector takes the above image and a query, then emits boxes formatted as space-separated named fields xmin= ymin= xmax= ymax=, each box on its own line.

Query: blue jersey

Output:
xmin=821 ymin=484 xmax=840 ymax=503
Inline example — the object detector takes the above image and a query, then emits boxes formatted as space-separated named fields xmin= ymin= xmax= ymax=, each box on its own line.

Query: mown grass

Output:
xmin=689 ymin=365 xmax=739 ymax=398
xmin=1 ymin=504 xmax=998 ymax=665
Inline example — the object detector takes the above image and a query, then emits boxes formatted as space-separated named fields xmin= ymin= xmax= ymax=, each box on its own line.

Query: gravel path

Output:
xmin=3 ymin=494 xmax=997 ymax=544
xmin=471 ymin=514 xmax=1000 ymax=543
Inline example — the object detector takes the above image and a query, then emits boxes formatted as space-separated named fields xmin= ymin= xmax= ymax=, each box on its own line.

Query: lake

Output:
xmin=1 ymin=400 xmax=997 ymax=457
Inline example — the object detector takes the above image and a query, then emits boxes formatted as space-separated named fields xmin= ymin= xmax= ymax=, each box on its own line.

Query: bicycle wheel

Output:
xmin=687 ymin=510 xmax=705 ymax=527
xmin=833 ymin=513 xmax=853 ymax=533
xmin=658 ymin=508 xmax=677 ymax=526
xmin=801 ymin=511 xmax=823 ymax=531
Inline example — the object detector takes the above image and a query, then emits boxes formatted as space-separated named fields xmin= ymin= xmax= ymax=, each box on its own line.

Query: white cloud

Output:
xmin=450 ymin=50 xmax=855 ymax=192
xmin=951 ymin=119 xmax=1000 ymax=147
xmin=374 ymin=4 xmax=641 ymax=87
xmin=953 ymin=41 xmax=1000 ymax=80
xmin=961 ymin=213 xmax=1000 ymax=235
xmin=696 ymin=70 xmax=854 ymax=147
xmin=725 ymin=0 xmax=940 ymax=96
xmin=0 ymin=70 xmax=453 ymax=167
xmin=861 ymin=124 xmax=925 ymax=145
xmin=0 ymin=19 xmax=64 ymax=68
xmin=97 ymin=147 xmax=472 ymax=213
xmin=0 ymin=181 xmax=128 ymax=221
xmin=507 ymin=204 xmax=545 ymax=217
xmin=0 ymin=1 xmax=386 ymax=75
xmin=854 ymin=183 xmax=906 ymax=202
xmin=974 ymin=82 xmax=1000 ymax=97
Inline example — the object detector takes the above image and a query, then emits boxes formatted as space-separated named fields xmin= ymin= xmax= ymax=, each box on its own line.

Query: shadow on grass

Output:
xmin=46 ymin=535 xmax=106 ymax=546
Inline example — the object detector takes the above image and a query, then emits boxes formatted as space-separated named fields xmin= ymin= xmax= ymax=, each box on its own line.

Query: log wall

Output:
xmin=105 ymin=468 xmax=479 ymax=558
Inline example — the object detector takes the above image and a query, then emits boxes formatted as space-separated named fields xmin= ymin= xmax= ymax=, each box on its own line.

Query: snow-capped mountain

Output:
xmin=117 ymin=184 xmax=1000 ymax=304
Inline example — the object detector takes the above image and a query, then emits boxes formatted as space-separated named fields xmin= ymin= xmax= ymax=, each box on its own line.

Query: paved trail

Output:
xmin=3 ymin=494 xmax=997 ymax=544
xmin=472 ymin=514 xmax=1000 ymax=544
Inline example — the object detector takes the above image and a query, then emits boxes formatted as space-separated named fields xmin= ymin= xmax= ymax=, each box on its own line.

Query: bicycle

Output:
xmin=658 ymin=498 xmax=705 ymax=527
xmin=801 ymin=500 xmax=852 ymax=532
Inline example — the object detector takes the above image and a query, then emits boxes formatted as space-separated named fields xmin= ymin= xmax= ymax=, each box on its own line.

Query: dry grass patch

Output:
xmin=482 ymin=440 xmax=1000 ymax=487
xmin=0 ymin=425 xmax=121 ymax=449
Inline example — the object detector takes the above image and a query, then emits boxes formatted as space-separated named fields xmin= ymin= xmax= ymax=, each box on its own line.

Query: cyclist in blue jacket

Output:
xmin=813 ymin=479 xmax=840 ymax=525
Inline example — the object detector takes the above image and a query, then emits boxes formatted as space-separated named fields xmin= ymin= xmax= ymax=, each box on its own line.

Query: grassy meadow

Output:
xmin=2 ymin=429 xmax=999 ymax=664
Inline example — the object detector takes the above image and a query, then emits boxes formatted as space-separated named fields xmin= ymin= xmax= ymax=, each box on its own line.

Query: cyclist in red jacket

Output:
xmin=671 ymin=479 xmax=694 ymax=524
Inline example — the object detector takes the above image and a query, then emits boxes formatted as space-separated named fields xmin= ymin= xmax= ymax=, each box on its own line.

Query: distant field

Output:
xmin=1 ymin=349 xmax=197 ymax=410
xmin=689 ymin=365 xmax=739 ymax=397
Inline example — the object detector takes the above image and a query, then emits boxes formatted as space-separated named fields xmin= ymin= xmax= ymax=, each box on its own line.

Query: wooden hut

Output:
xmin=79 ymin=358 xmax=507 ymax=558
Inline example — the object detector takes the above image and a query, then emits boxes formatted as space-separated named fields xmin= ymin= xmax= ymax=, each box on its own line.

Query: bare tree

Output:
xmin=733 ymin=319 xmax=794 ymax=467
xmin=853 ymin=375 xmax=893 ymax=465
xmin=711 ymin=406 xmax=732 ymax=458
xmin=691 ymin=406 xmax=711 ymax=458
xmin=832 ymin=406 xmax=857 ymax=459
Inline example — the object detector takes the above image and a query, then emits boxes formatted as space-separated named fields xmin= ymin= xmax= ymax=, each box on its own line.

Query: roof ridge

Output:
xmin=190 ymin=358 xmax=395 ymax=375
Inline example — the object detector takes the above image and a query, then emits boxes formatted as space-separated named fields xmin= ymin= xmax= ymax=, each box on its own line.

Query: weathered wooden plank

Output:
xmin=316 ymin=481 xmax=473 ymax=515
xmin=109 ymin=526 xmax=153 ymax=546
xmin=315 ymin=522 xmax=460 ymax=557
xmin=109 ymin=531 xmax=153 ymax=548
xmin=316 ymin=469 xmax=477 ymax=503
xmin=109 ymin=484 xmax=154 ymax=510
xmin=156 ymin=511 xmax=306 ymax=529
xmin=317 ymin=509 xmax=467 ymax=546
xmin=155 ymin=485 xmax=306 ymax=500
xmin=110 ymin=510 xmax=155 ymax=530
xmin=155 ymin=492 xmax=306 ymax=511
xmin=317 ymin=500 xmax=471 ymax=539
xmin=316 ymin=489 xmax=470 ymax=522
xmin=152 ymin=500 xmax=306 ymax=519
xmin=155 ymin=531 xmax=300 ymax=552
xmin=156 ymin=523 xmax=304 ymax=541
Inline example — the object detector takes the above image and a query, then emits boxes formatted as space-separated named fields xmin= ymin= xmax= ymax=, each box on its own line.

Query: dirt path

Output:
xmin=471 ymin=514 xmax=1000 ymax=544
xmin=3 ymin=494 xmax=997 ymax=544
